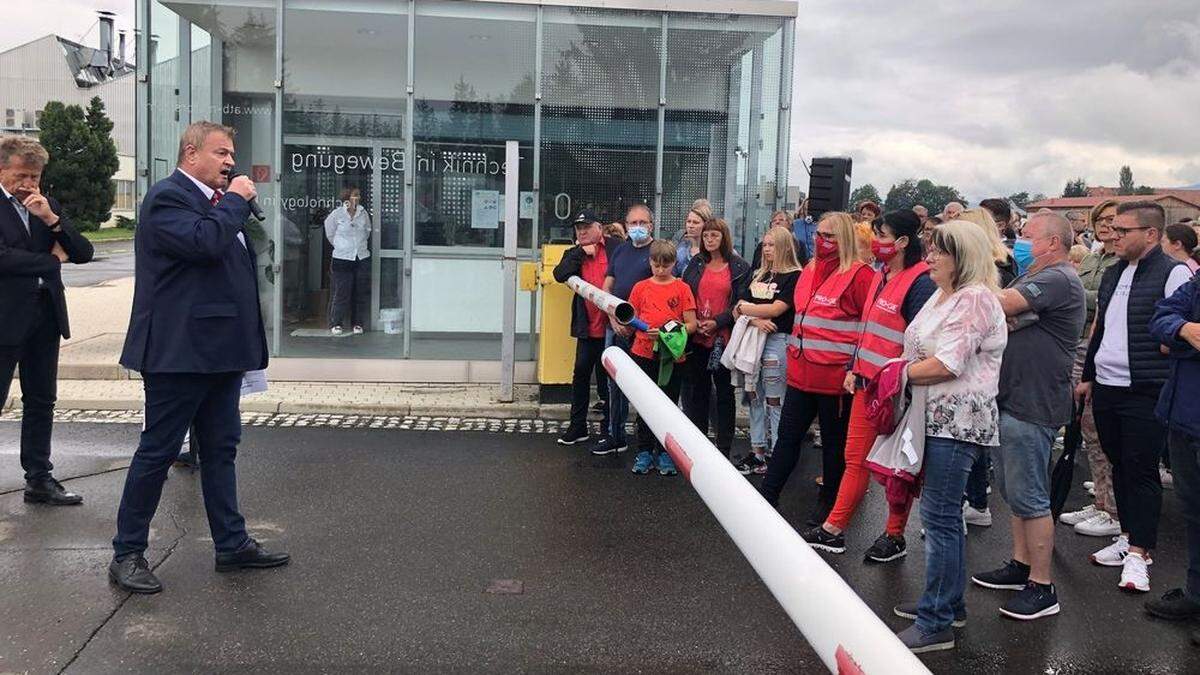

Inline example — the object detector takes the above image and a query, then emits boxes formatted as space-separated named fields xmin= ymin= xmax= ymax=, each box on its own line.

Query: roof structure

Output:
xmin=54 ymin=36 xmax=134 ymax=88
xmin=1028 ymin=193 xmax=1200 ymax=210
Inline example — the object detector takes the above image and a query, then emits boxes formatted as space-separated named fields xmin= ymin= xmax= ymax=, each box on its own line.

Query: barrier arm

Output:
xmin=602 ymin=346 xmax=931 ymax=675
xmin=566 ymin=275 xmax=649 ymax=331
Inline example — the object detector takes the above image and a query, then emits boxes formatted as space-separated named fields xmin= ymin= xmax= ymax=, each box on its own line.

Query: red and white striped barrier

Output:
xmin=566 ymin=275 xmax=639 ymax=326
xmin=602 ymin=346 xmax=930 ymax=675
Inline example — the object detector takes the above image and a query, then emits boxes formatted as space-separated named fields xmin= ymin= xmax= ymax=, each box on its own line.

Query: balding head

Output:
xmin=1025 ymin=211 xmax=1073 ymax=255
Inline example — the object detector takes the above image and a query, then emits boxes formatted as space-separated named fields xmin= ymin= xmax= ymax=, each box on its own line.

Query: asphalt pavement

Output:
xmin=62 ymin=240 xmax=134 ymax=287
xmin=0 ymin=419 xmax=1196 ymax=674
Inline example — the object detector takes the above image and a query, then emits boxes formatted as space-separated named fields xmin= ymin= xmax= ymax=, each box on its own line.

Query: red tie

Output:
xmin=210 ymin=192 xmax=223 ymax=206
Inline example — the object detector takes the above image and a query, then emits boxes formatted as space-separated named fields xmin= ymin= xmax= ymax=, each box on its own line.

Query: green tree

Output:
xmin=884 ymin=178 xmax=966 ymax=215
xmin=1006 ymin=191 xmax=1031 ymax=209
xmin=1134 ymin=185 xmax=1157 ymax=195
xmin=850 ymin=183 xmax=882 ymax=207
xmin=1062 ymin=178 xmax=1088 ymax=197
xmin=38 ymin=97 xmax=120 ymax=229
xmin=1118 ymin=165 xmax=1134 ymax=195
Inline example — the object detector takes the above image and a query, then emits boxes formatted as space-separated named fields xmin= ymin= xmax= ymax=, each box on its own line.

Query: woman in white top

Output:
xmin=323 ymin=187 xmax=371 ymax=335
xmin=892 ymin=220 xmax=1008 ymax=653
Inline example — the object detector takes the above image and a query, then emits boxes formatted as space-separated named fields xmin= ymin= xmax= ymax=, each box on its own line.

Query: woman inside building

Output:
xmin=682 ymin=218 xmax=751 ymax=461
xmin=324 ymin=186 xmax=372 ymax=335
xmin=675 ymin=201 xmax=712 ymax=275
xmin=801 ymin=209 xmax=936 ymax=562
xmin=758 ymin=211 xmax=874 ymax=526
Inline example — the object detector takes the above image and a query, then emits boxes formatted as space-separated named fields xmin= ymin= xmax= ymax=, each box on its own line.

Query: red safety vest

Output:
xmin=851 ymin=262 xmax=930 ymax=380
xmin=787 ymin=261 xmax=866 ymax=369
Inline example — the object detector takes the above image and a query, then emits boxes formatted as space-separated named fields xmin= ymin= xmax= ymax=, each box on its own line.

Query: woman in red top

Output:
xmin=801 ymin=210 xmax=936 ymax=562
xmin=681 ymin=218 xmax=751 ymax=459
xmin=758 ymin=212 xmax=874 ymax=527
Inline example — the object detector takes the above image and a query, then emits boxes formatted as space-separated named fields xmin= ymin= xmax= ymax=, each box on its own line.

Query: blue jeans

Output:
xmin=917 ymin=436 xmax=983 ymax=635
xmin=605 ymin=328 xmax=630 ymax=444
xmin=1168 ymin=429 xmax=1200 ymax=605
xmin=964 ymin=450 xmax=990 ymax=510
xmin=748 ymin=333 xmax=787 ymax=452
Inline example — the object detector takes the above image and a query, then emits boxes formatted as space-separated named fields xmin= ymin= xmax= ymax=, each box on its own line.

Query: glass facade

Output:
xmin=137 ymin=0 xmax=794 ymax=364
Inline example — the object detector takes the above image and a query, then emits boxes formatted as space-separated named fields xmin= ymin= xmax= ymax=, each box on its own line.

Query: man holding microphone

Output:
xmin=110 ymin=121 xmax=288 ymax=594
xmin=0 ymin=136 xmax=94 ymax=505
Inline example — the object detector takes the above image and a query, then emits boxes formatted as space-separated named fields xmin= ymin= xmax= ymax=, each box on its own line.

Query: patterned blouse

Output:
xmin=903 ymin=284 xmax=1008 ymax=447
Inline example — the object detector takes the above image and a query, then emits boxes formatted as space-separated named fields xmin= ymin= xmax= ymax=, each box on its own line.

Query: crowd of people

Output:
xmin=554 ymin=195 xmax=1200 ymax=653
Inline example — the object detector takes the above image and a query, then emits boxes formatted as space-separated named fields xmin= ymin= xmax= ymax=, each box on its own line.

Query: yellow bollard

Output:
xmin=537 ymin=244 xmax=576 ymax=387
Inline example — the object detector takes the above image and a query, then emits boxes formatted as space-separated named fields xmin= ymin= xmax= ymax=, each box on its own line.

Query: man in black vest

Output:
xmin=1078 ymin=200 xmax=1192 ymax=595
xmin=0 ymin=136 xmax=94 ymax=505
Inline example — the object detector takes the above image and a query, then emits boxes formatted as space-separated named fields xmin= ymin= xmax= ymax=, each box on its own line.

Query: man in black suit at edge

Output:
xmin=0 ymin=136 xmax=94 ymax=506
xmin=110 ymin=121 xmax=288 ymax=594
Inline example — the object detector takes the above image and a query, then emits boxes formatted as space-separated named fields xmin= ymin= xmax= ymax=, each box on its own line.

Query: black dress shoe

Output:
xmin=24 ymin=477 xmax=83 ymax=505
xmin=173 ymin=450 xmax=199 ymax=470
xmin=215 ymin=538 xmax=290 ymax=573
xmin=109 ymin=554 xmax=163 ymax=594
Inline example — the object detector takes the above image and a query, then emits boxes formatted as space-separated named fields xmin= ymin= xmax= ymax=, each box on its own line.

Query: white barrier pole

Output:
xmin=602 ymin=347 xmax=930 ymax=675
xmin=565 ymin=275 xmax=643 ymax=328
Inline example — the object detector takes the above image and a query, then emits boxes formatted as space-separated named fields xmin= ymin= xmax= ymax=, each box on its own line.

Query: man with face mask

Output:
xmin=588 ymin=205 xmax=656 ymax=455
xmin=0 ymin=136 xmax=94 ymax=506
xmin=971 ymin=212 xmax=1085 ymax=621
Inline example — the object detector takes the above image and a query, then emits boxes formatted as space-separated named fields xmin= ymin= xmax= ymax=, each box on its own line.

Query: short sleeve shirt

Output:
xmin=606 ymin=241 xmax=653 ymax=300
xmin=997 ymin=262 xmax=1087 ymax=427
xmin=628 ymin=278 xmax=697 ymax=360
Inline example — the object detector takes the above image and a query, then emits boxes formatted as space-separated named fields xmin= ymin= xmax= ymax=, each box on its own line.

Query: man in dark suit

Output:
xmin=110 ymin=121 xmax=288 ymax=594
xmin=0 ymin=136 xmax=94 ymax=505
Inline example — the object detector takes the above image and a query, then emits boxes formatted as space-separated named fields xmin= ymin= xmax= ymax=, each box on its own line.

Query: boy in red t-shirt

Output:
xmin=626 ymin=240 xmax=697 ymax=476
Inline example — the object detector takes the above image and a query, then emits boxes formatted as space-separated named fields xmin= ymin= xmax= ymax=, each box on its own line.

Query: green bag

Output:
xmin=652 ymin=323 xmax=689 ymax=386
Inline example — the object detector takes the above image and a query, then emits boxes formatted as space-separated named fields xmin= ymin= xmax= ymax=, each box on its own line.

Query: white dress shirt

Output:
xmin=324 ymin=204 xmax=371 ymax=261
xmin=177 ymin=168 xmax=247 ymax=249
xmin=3 ymin=183 xmax=45 ymax=286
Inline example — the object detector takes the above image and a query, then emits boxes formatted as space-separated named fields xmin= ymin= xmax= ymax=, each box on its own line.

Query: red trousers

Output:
xmin=825 ymin=390 xmax=913 ymax=536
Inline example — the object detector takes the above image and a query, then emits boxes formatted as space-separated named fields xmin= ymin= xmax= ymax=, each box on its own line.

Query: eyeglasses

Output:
xmin=1111 ymin=226 xmax=1151 ymax=238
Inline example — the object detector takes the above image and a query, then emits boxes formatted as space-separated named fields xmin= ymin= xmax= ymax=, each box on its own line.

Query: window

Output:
xmin=4 ymin=109 xmax=14 ymax=127
xmin=113 ymin=179 xmax=135 ymax=211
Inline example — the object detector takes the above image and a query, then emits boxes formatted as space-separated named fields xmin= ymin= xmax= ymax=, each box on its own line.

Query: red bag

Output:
xmin=863 ymin=359 xmax=908 ymax=435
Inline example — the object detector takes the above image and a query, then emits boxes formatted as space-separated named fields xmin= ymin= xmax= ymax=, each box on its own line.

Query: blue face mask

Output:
xmin=628 ymin=225 xmax=650 ymax=243
xmin=1013 ymin=239 xmax=1034 ymax=275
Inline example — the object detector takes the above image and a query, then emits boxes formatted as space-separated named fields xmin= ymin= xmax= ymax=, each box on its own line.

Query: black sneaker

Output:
xmin=896 ymin=624 xmax=954 ymax=654
xmin=864 ymin=533 xmax=907 ymax=563
xmin=589 ymin=436 xmax=628 ymax=456
xmin=556 ymin=426 xmax=590 ymax=446
xmin=1145 ymin=588 xmax=1200 ymax=621
xmin=733 ymin=454 xmax=763 ymax=476
xmin=894 ymin=600 xmax=966 ymax=628
xmin=999 ymin=582 xmax=1061 ymax=621
xmin=971 ymin=560 xmax=1030 ymax=591
xmin=800 ymin=525 xmax=846 ymax=554
xmin=591 ymin=400 xmax=607 ymax=414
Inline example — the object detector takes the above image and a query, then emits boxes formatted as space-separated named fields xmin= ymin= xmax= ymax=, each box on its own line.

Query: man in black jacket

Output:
xmin=552 ymin=211 xmax=621 ymax=446
xmin=1078 ymin=200 xmax=1192 ymax=595
xmin=0 ymin=136 xmax=94 ymax=505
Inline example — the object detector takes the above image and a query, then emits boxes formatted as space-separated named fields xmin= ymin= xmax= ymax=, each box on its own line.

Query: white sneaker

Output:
xmin=1091 ymin=535 xmax=1129 ymax=567
xmin=1059 ymin=504 xmax=1098 ymax=526
xmin=1086 ymin=484 xmax=1095 ymax=497
xmin=1075 ymin=511 xmax=1122 ymax=537
xmin=1161 ymin=468 xmax=1173 ymax=490
xmin=963 ymin=504 xmax=993 ymax=527
xmin=1083 ymin=480 xmax=1095 ymax=490
xmin=352 ymin=325 xmax=365 ymax=335
xmin=331 ymin=326 xmax=344 ymax=336
xmin=1119 ymin=552 xmax=1151 ymax=593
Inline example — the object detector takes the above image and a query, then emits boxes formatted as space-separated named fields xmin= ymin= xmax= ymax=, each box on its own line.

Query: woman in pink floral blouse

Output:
xmin=891 ymin=220 xmax=1009 ymax=653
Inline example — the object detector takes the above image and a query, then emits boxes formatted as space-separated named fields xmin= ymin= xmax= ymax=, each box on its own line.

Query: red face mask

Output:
xmin=816 ymin=236 xmax=839 ymax=259
xmin=871 ymin=239 xmax=898 ymax=261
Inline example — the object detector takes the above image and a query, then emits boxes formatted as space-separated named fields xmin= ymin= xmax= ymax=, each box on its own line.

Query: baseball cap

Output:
xmin=572 ymin=210 xmax=601 ymax=227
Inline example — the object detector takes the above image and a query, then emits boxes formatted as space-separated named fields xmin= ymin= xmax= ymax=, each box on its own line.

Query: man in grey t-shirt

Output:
xmin=970 ymin=212 xmax=1086 ymax=621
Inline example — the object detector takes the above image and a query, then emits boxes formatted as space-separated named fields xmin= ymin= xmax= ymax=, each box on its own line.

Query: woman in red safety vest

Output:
xmin=758 ymin=211 xmax=875 ymax=527
xmin=800 ymin=209 xmax=938 ymax=561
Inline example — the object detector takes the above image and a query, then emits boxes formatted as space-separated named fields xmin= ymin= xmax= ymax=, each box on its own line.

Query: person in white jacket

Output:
xmin=324 ymin=187 xmax=371 ymax=335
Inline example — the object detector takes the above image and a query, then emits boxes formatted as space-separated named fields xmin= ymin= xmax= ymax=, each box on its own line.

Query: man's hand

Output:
xmin=227 ymin=175 xmax=257 ymax=202
xmin=581 ymin=244 xmax=597 ymax=256
xmin=22 ymin=190 xmax=59 ymax=227
xmin=843 ymin=371 xmax=856 ymax=395
xmin=697 ymin=319 xmax=717 ymax=336
xmin=1074 ymin=381 xmax=1093 ymax=407
xmin=51 ymin=242 xmax=68 ymax=263
xmin=645 ymin=328 xmax=659 ymax=340
xmin=1180 ymin=322 xmax=1200 ymax=352
xmin=609 ymin=315 xmax=632 ymax=338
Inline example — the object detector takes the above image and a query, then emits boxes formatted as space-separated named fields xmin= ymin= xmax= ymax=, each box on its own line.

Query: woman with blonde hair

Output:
xmin=675 ymin=201 xmax=712 ymax=275
xmin=893 ymin=220 xmax=1008 ymax=652
xmin=958 ymin=208 xmax=1015 ymax=286
xmin=731 ymin=226 xmax=803 ymax=474
xmin=757 ymin=212 xmax=875 ymax=525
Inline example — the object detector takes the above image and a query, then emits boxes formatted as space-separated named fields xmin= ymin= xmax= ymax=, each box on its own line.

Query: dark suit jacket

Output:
xmin=0 ymin=193 xmax=94 ymax=346
xmin=120 ymin=170 xmax=268 ymax=374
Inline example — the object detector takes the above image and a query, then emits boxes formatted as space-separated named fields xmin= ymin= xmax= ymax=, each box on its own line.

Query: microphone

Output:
xmin=224 ymin=169 xmax=266 ymax=222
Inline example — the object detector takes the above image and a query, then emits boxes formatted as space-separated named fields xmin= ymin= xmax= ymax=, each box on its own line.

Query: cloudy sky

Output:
xmin=5 ymin=1 xmax=1199 ymax=202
